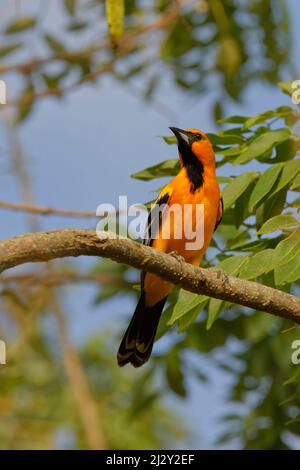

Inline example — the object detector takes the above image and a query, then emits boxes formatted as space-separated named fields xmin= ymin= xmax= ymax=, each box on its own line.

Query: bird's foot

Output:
xmin=169 ymin=251 xmax=185 ymax=263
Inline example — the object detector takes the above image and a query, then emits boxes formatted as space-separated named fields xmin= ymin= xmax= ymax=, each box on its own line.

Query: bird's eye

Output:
xmin=195 ymin=133 xmax=203 ymax=140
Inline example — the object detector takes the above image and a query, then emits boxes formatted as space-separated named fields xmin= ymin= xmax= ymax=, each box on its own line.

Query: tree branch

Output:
xmin=0 ymin=0 xmax=185 ymax=76
xmin=1 ymin=0 xmax=189 ymax=109
xmin=0 ymin=199 xmax=97 ymax=218
xmin=0 ymin=229 xmax=299 ymax=324
xmin=0 ymin=271 xmax=134 ymax=288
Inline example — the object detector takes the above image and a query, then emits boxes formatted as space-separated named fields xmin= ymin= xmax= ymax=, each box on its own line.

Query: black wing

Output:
xmin=214 ymin=197 xmax=223 ymax=232
xmin=143 ymin=192 xmax=171 ymax=247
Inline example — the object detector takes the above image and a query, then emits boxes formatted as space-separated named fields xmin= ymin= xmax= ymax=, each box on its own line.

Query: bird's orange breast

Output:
xmin=143 ymin=166 xmax=220 ymax=306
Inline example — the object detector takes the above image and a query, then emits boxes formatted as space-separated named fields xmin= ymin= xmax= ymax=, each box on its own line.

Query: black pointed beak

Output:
xmin=169 ymin=127 xmax=190 ymax=146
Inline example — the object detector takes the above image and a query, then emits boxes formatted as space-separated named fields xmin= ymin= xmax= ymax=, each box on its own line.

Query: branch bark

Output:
xmin=0 ymin=229 xmax=299 ymax=324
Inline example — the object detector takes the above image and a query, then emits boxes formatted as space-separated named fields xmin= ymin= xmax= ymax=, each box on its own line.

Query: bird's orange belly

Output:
xmin=144 ymin=196 xmax=218 ymax=307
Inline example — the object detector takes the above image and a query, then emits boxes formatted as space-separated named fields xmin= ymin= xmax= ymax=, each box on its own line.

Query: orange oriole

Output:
xmin=118 ymin=128 xmax=223 ymax=367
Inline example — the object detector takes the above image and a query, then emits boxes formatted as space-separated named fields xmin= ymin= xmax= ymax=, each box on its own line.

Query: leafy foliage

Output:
xmin=0 ymin=0 xmax=291 ymax=123
xmin=132 ymin=86 xmax=300 ymax=324
xmin=128 ymin=83 xmax=300 ymax=448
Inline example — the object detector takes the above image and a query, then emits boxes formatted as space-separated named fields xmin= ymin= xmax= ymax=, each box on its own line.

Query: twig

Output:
xmin=0 ymin=44 xmax=107 ymax=75
xmin=2 ymin=0 xmax=190 ymax=108
xmin=0 ymin=199 xmax=97 ymax=218
xmin=0 ymin=271 xmax=134 ymax=288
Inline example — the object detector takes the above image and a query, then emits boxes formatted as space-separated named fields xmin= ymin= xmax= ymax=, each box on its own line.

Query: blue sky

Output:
xmin=0 ymin=0 xmax=299 ymax=449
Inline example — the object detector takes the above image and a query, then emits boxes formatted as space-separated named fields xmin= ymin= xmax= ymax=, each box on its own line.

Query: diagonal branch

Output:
xmin=0 ymin=229 xmax=299 ymax=324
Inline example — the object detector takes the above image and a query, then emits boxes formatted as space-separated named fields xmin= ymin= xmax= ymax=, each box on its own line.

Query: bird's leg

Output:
xmin=169 ymin=251 xmax=186 ymax=263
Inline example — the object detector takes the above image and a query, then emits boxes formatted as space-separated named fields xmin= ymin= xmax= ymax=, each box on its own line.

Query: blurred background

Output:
xmin=0 ymin=0 xmax=299 ymax=450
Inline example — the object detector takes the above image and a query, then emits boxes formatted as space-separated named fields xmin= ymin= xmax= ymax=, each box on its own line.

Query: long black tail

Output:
xmin=117 ymin=294 xmax=167 ymax=368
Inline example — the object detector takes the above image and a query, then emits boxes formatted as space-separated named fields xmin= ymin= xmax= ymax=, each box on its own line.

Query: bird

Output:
xmin=117 ymin=127 xmax=223 ymax=368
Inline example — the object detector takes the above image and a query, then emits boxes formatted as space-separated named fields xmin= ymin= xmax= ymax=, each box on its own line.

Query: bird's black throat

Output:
xmin=178 ymin=141 xmax=204 ymax=192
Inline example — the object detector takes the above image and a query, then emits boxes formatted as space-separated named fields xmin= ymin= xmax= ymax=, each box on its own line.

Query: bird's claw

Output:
xmin=169 ymin=251 xmax=185 ymax=263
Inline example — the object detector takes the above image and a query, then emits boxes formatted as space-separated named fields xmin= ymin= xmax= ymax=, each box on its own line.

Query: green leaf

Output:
xmin=278 ymin=81 xmax=295 ymax=97
xmin=131 ymin=159 xmax=179 ymax=181
xmin=233 ymin=129 xmax=291 ymax=165
xmin=257 ymin=186 xmax=288 ymax=226
xmin=291 ymin=173 xmax=300 ymax=191
xmin=274 ymin=252 xmax=300 ymax=286
xmin=42 ymin=68 xmax=70 ymax=90
xmin=16 ymin=83 xmax=35 ymax=123
xmin=219 ymin=127 xmax=245 ymax=137
xmin=218 ymin=115 xmax=248 ymax=124
xmin=206 ymin=299 xmax=224 ymax=330
xmin=206 ymin=133 xmax=244 ymax=145
xmin=216 ymin=255 xmax=249 ymax=276
xmin=5 ymin=16 xmax=36 ymax=34
xmin=248 ymin=164 xmax=283 ymax=212
xmin=220 ymin=208 xmax=236 ymax=225
xmin=67 ymin=21 xmax=87 ymax=32
xmin=270 ymin=138 xmax=300 ymax=163
xmin=177 ymin=304 xmax=207 ymax=332
xmin=42 ymin=73 xmax=59 ymax=90
xmin=168 ymin=290 xmax=208 ymax=325
xmin=272 ymin=139 xmax=300 ymax=163
xmin=218 ymin=146 xmax=243 ymax=157
xmin=0 ymin=43 xmax=21 ymax=57
xmin=285 ymin=111 xmax=300 ymax=127
xmin=155 ymin=305 xmax=172 ymax=340
xmin=64 ymin=0 xmax=76 ymax=16
xmin=272 ymin=159 xmax=300 ymax=195
xmin=217 ymin=176 xmax=233 ymax=184
xmin=162 ymin=136 xmax=177 ymax=144
xmin=228 ymin=238 xmax=270 ymax=253
xmin=239 ymin=249 xmax=275 ymax=279
xmin=257 ymin=214 xmax=300 ymax=234
xmin=44 ymin=34 xmax=66 ymax=53
xmin=242 ymin=107 xmax=297 ymax=130
xmin=213 ymin=101 xmax=223 ymax=123
xmin=242 ymin=110 xmax=276 ymax=129
xmin=222 ymin=172 xmax=257 ymax=210
xmin=272 ymin=229 xmax=300 ymax=269
xmin=155 ymin=290 xmax=180 ymax=339
xmin=235 ymin=181 xmax=255 ymax=228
